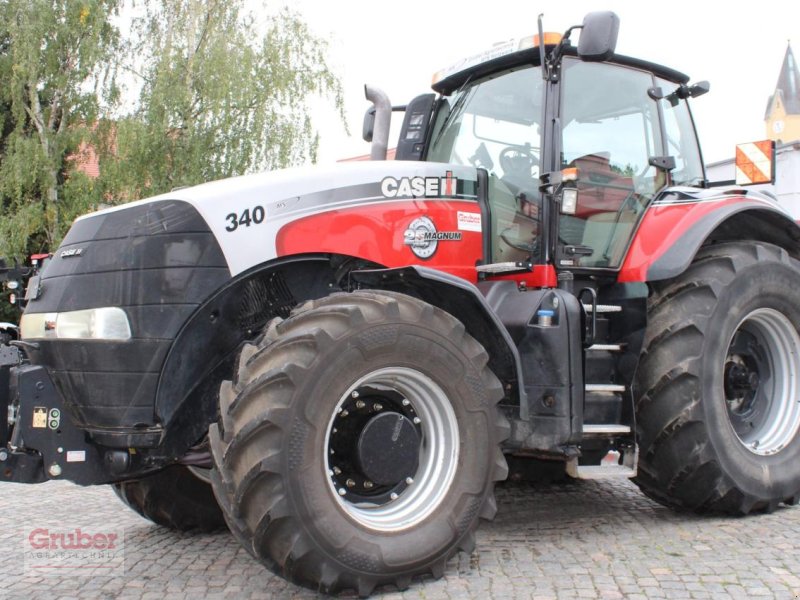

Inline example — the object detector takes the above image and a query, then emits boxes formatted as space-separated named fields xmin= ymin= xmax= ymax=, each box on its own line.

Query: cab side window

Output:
xmin=559 ymin=59 xmax=662 ymax=268
xmin=427 ymin=67 xmax=545 ymax=264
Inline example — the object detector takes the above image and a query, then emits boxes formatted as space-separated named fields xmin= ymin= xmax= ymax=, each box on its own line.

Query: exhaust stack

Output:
xmin=364 ymin=85 xmax=391 ymax=160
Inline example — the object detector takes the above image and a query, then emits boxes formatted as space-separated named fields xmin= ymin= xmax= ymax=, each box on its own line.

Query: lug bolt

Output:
xmin=364 ymin=480 xmax=374 ymax=489
xmin=330 ymin=449 xmax=335 ymax=455
xmin=355 ymin=400 xmax=365 ymax=409
xmin=390 ymin=492 xmax=398 ymax=500
xmin=48 ymin=464 xmax=62 ymax=477
xmin=338 ymin=488 xmax=346 ymax=496
xmin=402 ymin=399 xmax=411 ymax=406
xmin=346 ymin=478 xmax=356 ymax=488
xmin=413 ymin=417 xmax=421 ymax=424
xmin=405 ymin=477 xmax=414 ymax=485
xmin=373 ymin=403 xmax=383 ymax=411
xmin=333 ymin=466 xmax=342 ymax=475
xmin=351 ymin=391 xmax=359 ymax=399
xmin=337 ymin=407 xmax=343 ymax=414
xmin=340 ymin=409 xmax=349 ymax=418
xmin=332 ymin=427 xmax=338 ymax=434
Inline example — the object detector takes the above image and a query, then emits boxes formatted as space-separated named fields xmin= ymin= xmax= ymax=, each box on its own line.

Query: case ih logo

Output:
xmin=403 ymin=216 xmax=462 ymax=259
xmin=60 ymin=248 xmax=83 ymax=259
xmin=381 ymin=171 xmax=458 ymax=198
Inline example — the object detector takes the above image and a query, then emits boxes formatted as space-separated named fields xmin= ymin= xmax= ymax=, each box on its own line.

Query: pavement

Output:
xmin=0 ymin=476 xmax=798 ymax=599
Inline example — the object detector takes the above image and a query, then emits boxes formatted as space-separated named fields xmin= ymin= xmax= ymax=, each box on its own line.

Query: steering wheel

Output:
xmin=499 ymin=146 xmax=538 ymax=179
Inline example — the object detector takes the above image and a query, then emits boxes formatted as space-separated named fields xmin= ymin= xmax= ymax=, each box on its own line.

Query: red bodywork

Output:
xmin=277 ymin=200 xmax=484 ymax=282
xmin=277 ymin=186 xmax=781 ymax=288
xmin=276 ymin=198 xmax=557 ymax=287
xmin=619 ymin=192 xmax=780 ymax=282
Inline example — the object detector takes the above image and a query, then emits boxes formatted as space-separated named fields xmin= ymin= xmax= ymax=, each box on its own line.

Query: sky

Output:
xmin=273 ymin=0 xmax=800 ymax=165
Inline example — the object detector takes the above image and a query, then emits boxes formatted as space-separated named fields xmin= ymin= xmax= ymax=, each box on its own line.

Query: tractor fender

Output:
xmin=157 ymin=260 xmax=525 ymax=458
xmin=155 ymin=254 xmax=341 ymax=456
xmin=352 ymin=266 xmax=525 ymax=407
xmin=619 ymin=190 xmax=800 ymax=283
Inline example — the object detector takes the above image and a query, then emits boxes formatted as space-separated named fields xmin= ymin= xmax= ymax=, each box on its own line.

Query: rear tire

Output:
xmin=209 ymin=291 xmax=508 ymax=595
xmin=634 ymin=242 xmax=800 ymax=514
xmin=112 ymin=465 xmax=227 ymax=531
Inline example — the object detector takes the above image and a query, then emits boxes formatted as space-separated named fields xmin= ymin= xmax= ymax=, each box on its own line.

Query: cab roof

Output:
xmin=431 ymin=37 xmax=689 ymax=95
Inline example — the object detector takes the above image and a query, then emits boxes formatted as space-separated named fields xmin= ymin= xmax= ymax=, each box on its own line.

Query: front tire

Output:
xmin=634 ymin=242 xmax=800 ymax=514
xmin=209 ymin=291 xmax=507 ymax=595
xmin=112 ymin=465 xmax=226 ymax=531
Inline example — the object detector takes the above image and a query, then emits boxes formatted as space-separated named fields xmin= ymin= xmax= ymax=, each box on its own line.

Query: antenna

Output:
xmin=537 ymin=14 xmax=548 ymax=80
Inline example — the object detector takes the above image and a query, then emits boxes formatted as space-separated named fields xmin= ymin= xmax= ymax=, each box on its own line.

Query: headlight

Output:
xmin=20 ymin=308 xmax=132 ymax=341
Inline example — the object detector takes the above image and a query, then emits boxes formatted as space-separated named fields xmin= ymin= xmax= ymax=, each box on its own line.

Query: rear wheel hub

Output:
xmin=723 ymin=308 xmax=800 ymax=455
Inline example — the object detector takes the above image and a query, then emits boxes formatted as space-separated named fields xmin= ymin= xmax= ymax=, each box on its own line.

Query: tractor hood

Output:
xmin=82 ymin=161 xmax=480 ymax=276
xmin=23 ymin=160 xmax=479 ymax=436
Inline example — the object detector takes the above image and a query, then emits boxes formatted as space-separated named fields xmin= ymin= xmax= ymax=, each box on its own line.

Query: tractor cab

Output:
xmin=385 ymin=12 xmax=708 ymax=280
xmin=362 ymin=12 xmax=718 ymax=479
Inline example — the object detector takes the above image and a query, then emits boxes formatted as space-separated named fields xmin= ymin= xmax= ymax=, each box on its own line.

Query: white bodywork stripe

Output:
xmin=77 ymin=161 xmax=479 ymax=277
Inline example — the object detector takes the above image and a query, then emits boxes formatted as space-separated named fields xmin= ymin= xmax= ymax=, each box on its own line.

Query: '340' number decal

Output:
xmin=225 ymin=206 xmax=266 ymax=232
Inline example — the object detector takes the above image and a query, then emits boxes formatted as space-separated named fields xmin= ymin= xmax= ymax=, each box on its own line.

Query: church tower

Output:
xmin=765 ymin=42 xmax=800 ymax=142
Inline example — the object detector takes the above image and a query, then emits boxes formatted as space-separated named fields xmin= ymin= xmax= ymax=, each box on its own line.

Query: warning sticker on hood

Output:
xmin=457 ymin=211 xmax=482 ymax=232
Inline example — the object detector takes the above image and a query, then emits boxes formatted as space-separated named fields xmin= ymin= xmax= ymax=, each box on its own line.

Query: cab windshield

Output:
xmin=428 ymin=66 xmax=545 ymax=264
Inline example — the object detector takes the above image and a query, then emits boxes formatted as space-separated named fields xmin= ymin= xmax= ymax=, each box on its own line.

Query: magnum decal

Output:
xmin=403 ymin=216 xmax=462 ymax=259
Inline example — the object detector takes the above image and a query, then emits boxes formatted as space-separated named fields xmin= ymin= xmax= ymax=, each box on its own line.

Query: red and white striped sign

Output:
xmin=735 ymin=140 xmax=775 ymax=186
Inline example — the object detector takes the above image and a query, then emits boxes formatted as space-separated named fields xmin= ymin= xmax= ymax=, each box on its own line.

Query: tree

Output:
xmin=99 ymin=0 xmax=344 ymax=200
xmin=0 ymin=0 xmax=343 ymax=260
xmin=0 ymin=0 xmax=120 ymax=258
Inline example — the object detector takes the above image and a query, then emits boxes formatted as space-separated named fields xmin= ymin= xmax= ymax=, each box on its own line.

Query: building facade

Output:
xmin=765 ymin=42 xmax=800 ymax=143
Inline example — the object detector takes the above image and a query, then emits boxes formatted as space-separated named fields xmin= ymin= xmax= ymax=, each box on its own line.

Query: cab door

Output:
xmin=557 ymin=58 xmax=664 ymax=269
xmin=426 ymin=66 xmax=546 ymax=266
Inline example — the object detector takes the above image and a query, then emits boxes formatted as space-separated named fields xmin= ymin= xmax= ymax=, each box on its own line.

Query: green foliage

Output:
xmin=0 ymin=0 xmax=344 ymax=262
xmin=610 ymin=162 xmax=637 ymax=177
xmin=98 ymin=0 xmax=344 ymax=199
xmin=0 ymin=0 xmax=120 ymax=259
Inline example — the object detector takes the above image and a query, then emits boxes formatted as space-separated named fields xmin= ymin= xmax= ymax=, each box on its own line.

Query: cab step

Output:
xmin=587 ymin=343 xmax=624 ymax=352
xmin=582 ymin=424 xmax=631 ymax=435
xmin=582 ymin=304 xmax=622 ymax=313
xmin=585 ymin=383 xmax=626 ymax=393
xmin=475 ymin=261 xmax=529 ymax=274
xmin=566 ymin=449 xmax=638 ymax=480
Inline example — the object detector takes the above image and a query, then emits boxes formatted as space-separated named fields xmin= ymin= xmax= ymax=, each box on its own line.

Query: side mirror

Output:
xmin=577 ymin=11 xmax=620 ymax=61
xmin=687 ymin=81 xmax=710 ymax=98
xmin=735 ymin=140 xmax=776 ymax=186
